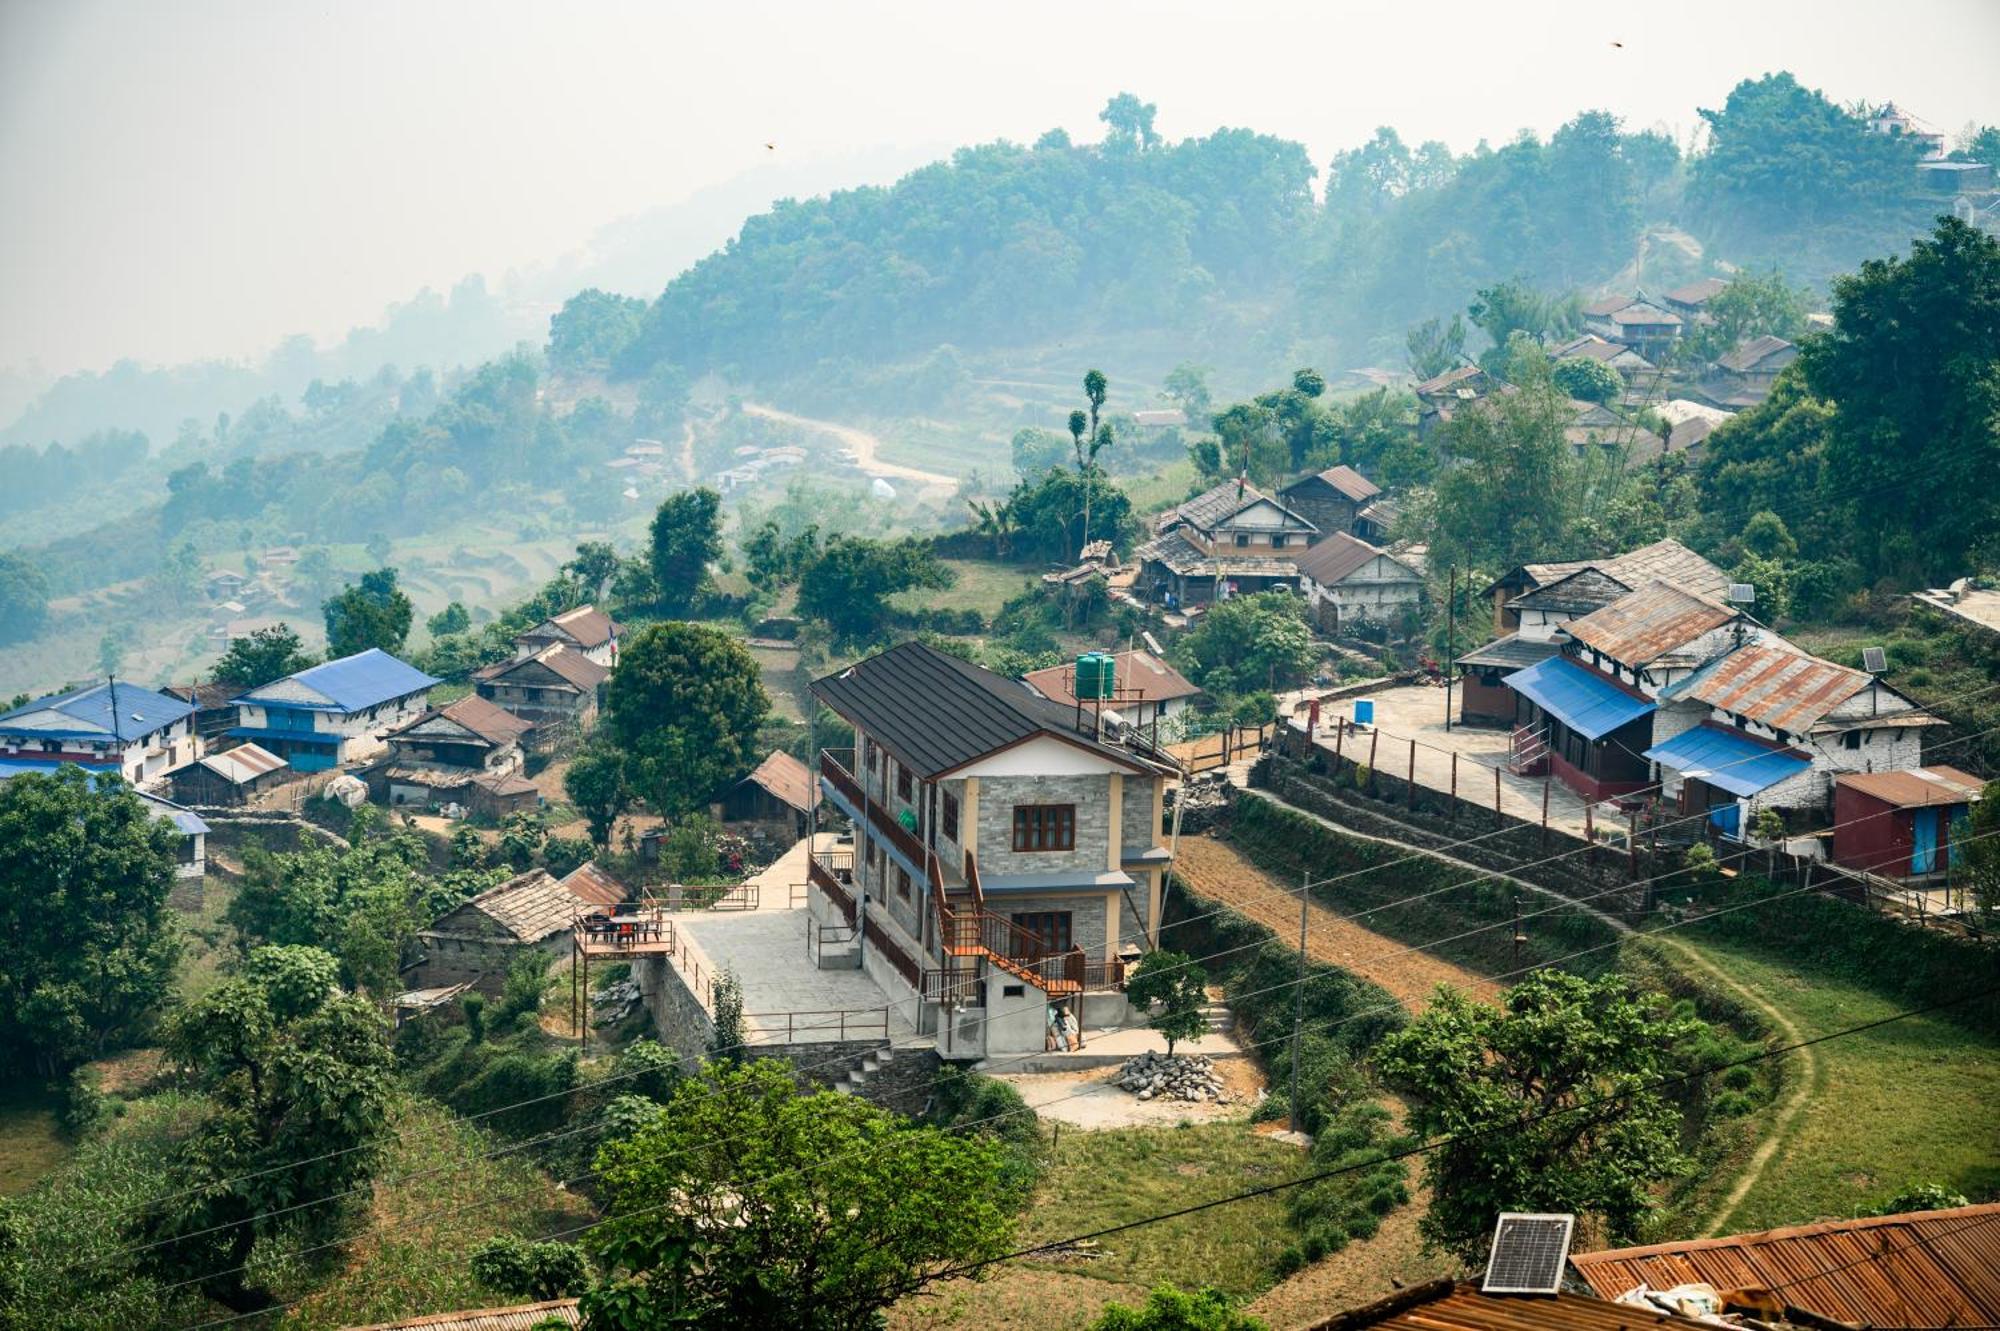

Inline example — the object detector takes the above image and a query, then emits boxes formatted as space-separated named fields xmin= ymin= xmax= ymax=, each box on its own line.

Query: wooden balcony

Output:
xmin=573 ymin=905 xmax=676 ymax=957
xmin=818 ymin=748 xmax=933 ymax=875
xmin=807 ymin=848 xmax=857 ymax=925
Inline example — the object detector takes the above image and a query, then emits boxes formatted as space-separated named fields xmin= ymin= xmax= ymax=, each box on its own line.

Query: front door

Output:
xmin=1912 ymin=807 xmax=1939 ymax=874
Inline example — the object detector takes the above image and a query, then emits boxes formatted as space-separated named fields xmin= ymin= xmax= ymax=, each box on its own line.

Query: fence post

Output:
xmin=1334 ymin=719 xmax=1345 ymax=770
xmin=1584 ymin=802 xmax=1595 ymax=865
xmin=1407 ymin=738 xmax=1417 ymax=809
xmin=1541 ymin=776 xmax=1551 ymax=851
xmin=1367 ymin=728 xmax=1380 ymax=793
xmin=1450 ymin=751 xmax=1458 ymax=813
xmin=1494 ymin=767 xmax=1502 ymax=828
xmin=1628 ymin=808 xmax=1639 ymax=880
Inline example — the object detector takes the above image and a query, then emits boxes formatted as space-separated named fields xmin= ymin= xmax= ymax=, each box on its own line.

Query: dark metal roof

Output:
xmin=811 ymin=640 xmax=1160 ymax=779
xmin=1456 ymin=633 xmax=1562 ymax=670
xmin=1508 ymin=567 xmax=1633 ymax=616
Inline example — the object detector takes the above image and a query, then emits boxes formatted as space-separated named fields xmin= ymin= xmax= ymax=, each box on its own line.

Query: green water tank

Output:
xmin=1075 ymin=652 xmax=1116 ymax=701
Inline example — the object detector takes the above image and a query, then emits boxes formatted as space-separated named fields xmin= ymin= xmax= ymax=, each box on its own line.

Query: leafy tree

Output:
xmin=602 ymin=622 xmax=769 ymax=817
xmin=426 ymin=600 xmax=471 ymax=638
xmin=796 ymin=536 xmax=953 ymax=642
xmin=1124 ymin=951 xmax=1208 ymax=1056
xmin=1100 ymin=92 xmax=1161 ymax=152
xmin=0 ymin=768 xmax=182 ymax=1074
xmin=1162 ymin=362 xmax=1213 ymax=420
xmin=323 ymin=567 xmax=415 ymax=658
xmin=1468 ymin=280 xmax=1580 ymax=370
xmin=548 ymin=289 xmax=649 ymax=372
xmin=1091 ymin=1285 xmax=1269 ymax=1331
xmin=364 ymin=532 xmax=393 ymax=566
xmin=472 ymin=1234 xmax=593 ymax=1300
xmin=1866 ymin=1182 xmax=1970 ymax=1217
xmin=648 ymin=488 xmax=724 ymax=615
xmin=566 ymin=741 xmax=632 ymax=847
xmin=1172 ymin=590 xmax=1316 ymax=696
xmin=1688 ymin=269 xmax=1812 ymax=363
xmin=581 ymin=1059 xmax=1020 ymax=1329
xmin=138 ymin=946 xmax=394 ymax=1311
xmin=1552 ymin=356 xmax=1623 ymax=404
xmin=707 ymin=969 xmax=745 ymax=1064
xmin=1798 ymin=216 xmax=2000 ymax=583
xmin=1075 ymin=370 xmax=1116 ymax=551
xmin=1375 ymin=971 xmax=1702 ymax=1261
xmin=1960 ymin=780 xmax=2000 ymax=922
xmin=211 ymin=622 xmax=314 ymax=688
xmin=1405 ymin=314 xmax=1467 ymax=380
xmin=0 ymin=551 xmax=50 ymax=645
xmin=566 ymin=540 xmax=623 ymax=598
xmin=743 ymin=520 xmax=821 ymax=594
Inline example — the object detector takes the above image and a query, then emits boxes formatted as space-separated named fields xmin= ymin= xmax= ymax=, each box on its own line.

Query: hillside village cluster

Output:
xmin=5 ymin=101 xmax=1999 ymax=1331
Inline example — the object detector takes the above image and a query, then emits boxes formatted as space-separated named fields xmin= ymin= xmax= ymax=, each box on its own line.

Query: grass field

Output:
xmin=896 ymin=1121 xmax=1303 ymax=1330
xmin=0 ymin=1083 xmax=70 ymax=1197
xmin=913 ymin=557 xmax=1041 ymax=619
xmin=1672 ymin=936 xmax=2000 ymax=1229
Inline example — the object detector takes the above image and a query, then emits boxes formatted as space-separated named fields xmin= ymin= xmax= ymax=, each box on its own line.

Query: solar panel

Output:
xmin=1481 ymin=1212 xmax=1575 ymax=1294
xmin=1728 ymin=582 xmax=1757 ymax=604
xmin=1862 ymin=646 xmax=1888 ymax=674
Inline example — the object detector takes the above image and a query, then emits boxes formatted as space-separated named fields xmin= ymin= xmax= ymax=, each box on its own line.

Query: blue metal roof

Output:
xmin=0 ymin=680 xmax=194 ymax=741
xmin=1507 ymin=655 xmax=1655 ymax=740
xmin=247 ymin=649 xmax=438 ymax=713
xmin=1643 ymin=725 xmax=1811 ymax=798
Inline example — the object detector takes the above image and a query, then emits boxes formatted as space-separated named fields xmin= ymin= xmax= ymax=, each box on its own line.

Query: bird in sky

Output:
xmin=1610 ymin=40 xmax=1624 ymax=47
xmin=765 ymin=142 xmax=776 ymax=150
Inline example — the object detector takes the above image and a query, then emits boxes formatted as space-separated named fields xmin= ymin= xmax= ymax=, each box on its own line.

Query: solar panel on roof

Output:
xmin=1481 ymin=1212 xmax=1575 ymax=1294
xmin=1727 ymin=582 xmax=1756 ymax=604
xmin=1862 ymin=646 xmax=1888 ymax=674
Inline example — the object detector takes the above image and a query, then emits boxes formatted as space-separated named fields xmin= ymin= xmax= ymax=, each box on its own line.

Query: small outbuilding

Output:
xmin=712 ymin=750 xmax=814 ymax=836
xmin=1832 ymin=766 xmax=1983 ymax=878
xmin=412 ymin=869 xmax=578 ymax=993
xmin=168 ymin=742 xmax=291 ymax=807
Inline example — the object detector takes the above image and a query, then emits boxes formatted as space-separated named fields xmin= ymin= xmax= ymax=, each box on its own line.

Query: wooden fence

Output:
xmin=1169 ymin=721 xmax=1277 ymax=774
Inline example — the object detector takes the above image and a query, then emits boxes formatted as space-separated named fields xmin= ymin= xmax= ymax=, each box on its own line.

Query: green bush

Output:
xmin=469 ymin=1233 xmax=591 ymax=1299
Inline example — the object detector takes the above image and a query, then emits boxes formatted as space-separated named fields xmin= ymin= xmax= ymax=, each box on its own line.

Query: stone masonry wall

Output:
xmin=976 ymin=773 xmax=1111 ymax=877
xmin=637 ymin=954 xmax=716 ymax=1069
xmin=1122 ymin=774 xmax=1161 ymax=856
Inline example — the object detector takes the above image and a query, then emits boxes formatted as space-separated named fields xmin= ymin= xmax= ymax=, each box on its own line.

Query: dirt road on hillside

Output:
xmin=1172 ymin=836 xmax=1500 ymax=1011
xmin=741 ymin=402 xmax=957 ymax=489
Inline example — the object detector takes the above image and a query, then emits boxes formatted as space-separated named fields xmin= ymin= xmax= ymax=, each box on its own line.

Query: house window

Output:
xmin=942 ymin=790 xmax=959 ymax=840
xmin=1272 ymin=534 xmax=1288 ymax=548
xmin=896 ymin=866 xmax=911 ymax=900
xmin=1012 ymin=804 xmax=1076 ymax=852
xmin=865 ymin=738 xmax=879 ymax=772
xmin=898 ymin=764 xmax=913 ymax=802
xmin=1233 ymin=533 xmax=1250 ymax=548
xmin=865 ymin=839 xmax=877 ymax=870
xmin=1010 ymin=911 xmax=1073 ymax=955
xmin=1843 ymin=731 xmax=1863 ymax=750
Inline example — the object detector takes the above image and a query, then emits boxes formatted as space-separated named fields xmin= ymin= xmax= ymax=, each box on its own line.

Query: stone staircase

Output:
xmin=833 ymin=1042 xmax=900 ymax=1096
xmin=1198 ymin=1000 xmax=1234 ymax=1036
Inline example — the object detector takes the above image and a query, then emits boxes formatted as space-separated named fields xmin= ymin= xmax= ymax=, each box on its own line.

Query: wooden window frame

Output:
xmin=896 ymin=866 xmax=911 ymax=901
xmin=942 ymin=789 xmax=960 ymax=841
xmin=898 ymin=764 xmax=913 ymax=802
xmin=1011 ymin=803 xmax=1076 ymax=852
xmin=1009 ymin=910 xmax=1073 ymax=955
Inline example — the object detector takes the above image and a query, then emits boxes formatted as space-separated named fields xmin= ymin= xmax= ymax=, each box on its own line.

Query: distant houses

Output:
xmin=1020 ymin=648 xmax=1204 ymax=739
xmin=229 ymin=648 xmax=438 ymax=771
xmin=363 ymin=695 xmax=540 ymax=817
xmin=0 ymin=680 xmax=201 ymax=785
xmin=711 ymin=749 xmax=814 ymax=838
xmin=412 ymin=869 xmax=579 ymax=993
xmin=512 ymin=605 xmax=620 ymax=668
xmin=1133 ymin=480 xmax=1317 ymax=609
xmin=1295 ymin=532 xmax=1426 ymax=634
xmin=474 ymin=644 xmax=608 ymax=742
xmin=1278 ymin=464 xmax=1381 ymax=540
xmin=168 ymin=741 xmax=289 ymax=807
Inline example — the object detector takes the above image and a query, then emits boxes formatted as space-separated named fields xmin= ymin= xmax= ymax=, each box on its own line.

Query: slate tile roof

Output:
xmin=449 ymin=869 xmax=576 ymax=942
xmin=518 ymin=605 xmax=618 ymax=650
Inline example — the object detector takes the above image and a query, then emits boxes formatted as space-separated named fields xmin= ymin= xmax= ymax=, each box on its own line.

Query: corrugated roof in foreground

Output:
xmin=1570 ymin=1202 xmax=2000 ymax=1329
xmin=345 ymin=1298 xmax=579 ymax=1331
xmin=1301 ymin=1279 xmax=1713 ymax=1331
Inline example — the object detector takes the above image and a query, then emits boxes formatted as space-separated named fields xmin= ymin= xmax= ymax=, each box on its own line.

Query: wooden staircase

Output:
xmin=930 ymin=849 xmax=1115 ymax=1000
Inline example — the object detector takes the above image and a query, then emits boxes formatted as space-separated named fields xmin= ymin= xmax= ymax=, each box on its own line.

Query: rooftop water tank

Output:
xmin=1075 ymin=652 xmax=1116 ymax=701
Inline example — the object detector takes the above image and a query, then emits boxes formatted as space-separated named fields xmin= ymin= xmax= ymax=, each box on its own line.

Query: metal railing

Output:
xmin=746 ymin=1007 xmax=890 ymax=1044
xmin=806 ymin=920 xmax=859 ymax=967
xmin=820 ymin=748 xmax=928 ymax=868
xmin=921 ymin=968 xmax=985 ymax=1006
xmin=572 ymin=908 xmax=675 ymax=955
xmin=807 ymin=852 xmax=857 ymax=925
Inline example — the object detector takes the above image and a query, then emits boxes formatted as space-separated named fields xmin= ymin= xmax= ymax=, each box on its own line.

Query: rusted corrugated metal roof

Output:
xmin=1302 ymin=1279 xmax=1713 ymax=1330
xmin=1837 ymin=765 xmax=1986 ymax=808
xmin=741 ymin=748 xmax=814 ymax=813
xmin=1570 ymin=1203 xmax=2000 ymax=1329
xmin=1671 ymin=643 xmax=1870 ymax=733
xmin=1562 ymin=582 xmax=1737 ymax=668
xmin=558 ymin=860 xmax=629 ymax=907
xmin=346 ymin=1298 xmax=580 ymax=1331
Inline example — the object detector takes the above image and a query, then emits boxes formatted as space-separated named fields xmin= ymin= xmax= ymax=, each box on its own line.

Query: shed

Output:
xmin=1300 ymin=1278 xmax=1716 ymax=1331
xmin=1832 ymin=766 xmax=1983 ymax=878
xmin=169 ymin=742 xmax=290 ymax=807
xmin=413 ymin=869 xmax=577 ymax=993
xmin=713 ymin=750 xmax=813 ymax=834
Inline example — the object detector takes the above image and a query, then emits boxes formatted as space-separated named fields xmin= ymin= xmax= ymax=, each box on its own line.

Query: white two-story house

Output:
xmin=0 ymin=680 xmax=201 ymax=786
xmin=229 ymin=648 xmax=437 ymax=772
xmin=1133 ymin=480 xmax=1318 ymax=610
xmin=807 ymin=641 xmax=1182 ymax=1059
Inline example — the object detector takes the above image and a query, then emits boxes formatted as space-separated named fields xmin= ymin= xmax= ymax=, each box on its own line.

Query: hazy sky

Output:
xmin=4 ymin=0 xmax=1997 ymax=378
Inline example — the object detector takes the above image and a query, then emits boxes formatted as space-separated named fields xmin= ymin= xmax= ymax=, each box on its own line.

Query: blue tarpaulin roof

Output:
xmin=1507 ymin=655 xmax=1655 ymax=740
xmin=1643 ymin=725 xmax=1811 ymax=797
xmin=243 ymin=648 xmax=437 ymax=713
xmin=0 ymin=680 xmax=194 ymax=741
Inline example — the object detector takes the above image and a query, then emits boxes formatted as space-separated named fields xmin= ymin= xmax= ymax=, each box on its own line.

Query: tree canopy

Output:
xmin=795 ymin=536 xmax=954 ymax=642
xmin=601 ymin=622 xmax=769 ymax=818
xmin=323 ymin=567 xmax=415 ymax=658
xmin=648 ymin=488 xmax=724 ymax=616
xmin=210 ymin=622 xmax=314 ymax=688
xmin=581 ymin=1059 xmax=1021 ymax=1329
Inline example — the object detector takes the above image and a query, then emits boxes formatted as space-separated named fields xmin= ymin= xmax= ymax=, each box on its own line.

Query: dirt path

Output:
xmin=1239 ymin=790 xmax=1815 ymax=1240
xmin=741 ymin=402 xmax=957 ymax=488
xmin=1173 ymin=837 xmax=1498 ymax=1010
xmin=677 ymin=420 xmax=696 ymax=481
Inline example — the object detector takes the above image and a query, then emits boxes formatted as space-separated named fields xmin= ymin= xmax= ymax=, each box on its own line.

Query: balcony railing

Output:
xmin=807 ymin=850 xmax=857 ymax=925
xmin=819 ymin=748 xmax=932 ymax=871
xmin=573 ymin=906 xmax=675 ymax=957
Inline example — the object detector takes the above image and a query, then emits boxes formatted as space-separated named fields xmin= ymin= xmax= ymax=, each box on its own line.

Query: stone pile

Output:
xmin=592 ymin=978 xmax=642 ymax=1026
xmin=1113 ymin=1051 xmax=1229 ymax=1103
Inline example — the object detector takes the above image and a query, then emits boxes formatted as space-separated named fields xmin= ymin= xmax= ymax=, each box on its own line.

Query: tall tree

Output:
xmin=1375 ymin=971 xmax=1702 ymax=1261
xmin=0 ymin=769 xmax=182 ymax=1075
xmin=1405 ymin=314 xmax=1467 ymax=380
xmin=795 ymin=536 xmax=954 ymax=641
xmin=138 ymin=946 xmax=394 ymax=1312
xmin=602 ymin=623 xmax=769 ymax=817
xmin=323 ymin=567 xmax=414 ymax=658
xmin=211 ymin=622 xmax=314 ymax=688
xmin=581 ymin=1059 xmax=1020 ymax=1329
xmin=565 ymin=741 xmax=632 ymax=848
xmin=648 ymin=488 xmax=724 ymax=615
xmin=0 ymin=551 xmax=50 ymax=645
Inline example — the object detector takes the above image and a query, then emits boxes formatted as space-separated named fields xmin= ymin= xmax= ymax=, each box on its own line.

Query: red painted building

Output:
xmin=1832 ymin=767 xmax=1983 ymax=878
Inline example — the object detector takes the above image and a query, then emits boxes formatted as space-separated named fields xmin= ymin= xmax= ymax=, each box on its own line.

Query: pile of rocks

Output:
xmin=592 ymin=978 xmax=642 ymax=1026
xmin=1113 ymin=1051 xmax=1229 ymax=1103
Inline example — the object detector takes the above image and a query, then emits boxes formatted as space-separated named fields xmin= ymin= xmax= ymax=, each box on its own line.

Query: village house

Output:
xmin=1660 ymin=275 xmax=1731 ymax=322
xmin=806 ymin=641 xmax=1182 ymax=1058
xmin=229 ymin=648 xmax=438 ymax=772
xmin=1277 ymin=464 xmax=1381 ymax=541
xmin=1455 ymin=540 xmax=1729 ymax=726
xmin=512 ymin=604 xmax=620 ymax=668
xmin=1412 ymin=364 xmax=1501 ymax=441
xmin=473 ymin=644 xmax=608 ymax=743
xmin=138 ymin=791 xmax=209 ymax=881
xmin=1504 ymin=581 xmax=1755 ymax=800
xmin=1294 ymin=531 xmax=1426 ymax=634
xmin=711 ymin=749 xmax=814 ymax=839
xmin=168 ymin=741 xmax=290 ymax=807
xmin=162 ymin=682 xmax=244 ymax=747
xmin=1352 ymin=497 xmax=1401 ymax=545
xmin=1021 ymin=648 xmax=1203 ymax=743
xmin=1563 ymin=397 xmax=1630 ymax=452
xmin=411 ymin=869 xmax=579 ymax=994
xmin=1708 ymin=334 xmax=1797 ymax=406
xmin=1132 ymin=480 xmax=1317 ymax=609
xmin=1551 ymin=332 xmax=1653 ymax=375
xmin=1644 ymin=642 xmax=1940 ymax=836
xmin=1831 ymin=766 xmax=1983 ymax=879
xmin=1582 ymin=294 xmax=1683 ymax=357
xmin=0 ymin=680 xmax=201 ymax=785
xmin=363 ymin=695 xmax=540 ymax=816
xmin=557 ymin=860 xmax=629 ymax=909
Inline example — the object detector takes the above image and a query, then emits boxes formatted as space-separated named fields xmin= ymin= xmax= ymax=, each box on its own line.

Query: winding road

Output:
xmin=741 ymin=402 xmax=958 ymax=489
